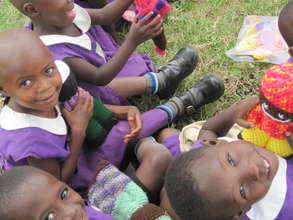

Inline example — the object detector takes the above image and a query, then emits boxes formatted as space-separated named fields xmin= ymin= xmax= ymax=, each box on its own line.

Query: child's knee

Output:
xmin=157 ymin=128 xmax=180 ymax=143
xmin=145 ymin=147 xmax=172 ymax=172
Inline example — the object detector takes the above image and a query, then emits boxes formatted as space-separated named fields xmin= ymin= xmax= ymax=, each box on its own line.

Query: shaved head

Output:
xmin=279 ymin=0 xmax=293 ymax=47
xmin=0 ymin=166 xmax=48 ymax=220
xmin=0 ymin=28 xmax=51 ymax=84
xmin=9 ymin=0 xmax=30 ymax=14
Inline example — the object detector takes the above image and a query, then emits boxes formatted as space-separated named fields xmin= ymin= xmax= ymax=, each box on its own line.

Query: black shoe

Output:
xmin=168 ymin=74 xmax=225 ymax=116
xmin=156 ymin=46 xmax=199 ymax=98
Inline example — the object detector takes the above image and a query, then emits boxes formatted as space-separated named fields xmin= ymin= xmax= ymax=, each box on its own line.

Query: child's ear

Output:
xmin=23 ymin=2 xmax=39 ymax=17
xmin=0 ymin=87 xmax=9 ymax=97
xmin=288 ymin=47 xmax=293 ymax=58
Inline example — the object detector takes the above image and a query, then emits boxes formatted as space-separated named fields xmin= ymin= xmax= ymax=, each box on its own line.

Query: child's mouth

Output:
xmin=260 ymin=155 xmax=271 ymax=180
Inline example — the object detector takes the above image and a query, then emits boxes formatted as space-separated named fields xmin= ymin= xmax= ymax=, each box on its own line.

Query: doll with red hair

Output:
xmin=241 ymin=62 xmax=293 ymax=157
xmin=135 ymin=0 xmax=172 ymax=55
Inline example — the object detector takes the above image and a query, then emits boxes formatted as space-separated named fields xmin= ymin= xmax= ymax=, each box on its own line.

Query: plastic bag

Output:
xmin=226 ymin=15 xmax=290 ymax=64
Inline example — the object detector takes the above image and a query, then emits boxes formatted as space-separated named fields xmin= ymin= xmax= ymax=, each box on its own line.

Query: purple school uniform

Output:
xmin=0 ymin=105 xmax=168 ymax=190
xmin=38 ymin=4 xmax=154 ymax=106
xmin=86 ymin=205 xmax=116 ymax=220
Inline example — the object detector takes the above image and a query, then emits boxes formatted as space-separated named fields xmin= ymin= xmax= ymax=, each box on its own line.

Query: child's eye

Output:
xmin=20 ymin=79 xmax=32 ymax=87
xmin=227 ymin=153 xmax=236 ymax=166
xmin=45 ymin=212 xmax=55 ymax=220
xmin=240 ymin=185 xmax=247 ymax=200
xmin=45 ymin=67 xmax=54 ymax=75
xmin=60 ymin=187 xmax=69 ymax=200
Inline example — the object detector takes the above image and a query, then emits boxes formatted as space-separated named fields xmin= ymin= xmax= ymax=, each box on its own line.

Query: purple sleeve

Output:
xmin=86 ymin=206 xmax=116 ymax=220
xmin=48 ymin=44 xmax=85 ymax=61
xmin=2 ymin=127 xmax=69 ymax=162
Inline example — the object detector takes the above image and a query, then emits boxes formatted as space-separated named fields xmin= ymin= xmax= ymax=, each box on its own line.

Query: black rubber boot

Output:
xmin=156 ymin=46 xmax=199 ymax=98
xmin=168 ymin=74 xmax=225 ymax=116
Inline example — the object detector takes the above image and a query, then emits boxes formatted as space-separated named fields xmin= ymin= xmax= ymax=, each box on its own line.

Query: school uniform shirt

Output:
xmin=0 ymin=105 xmax=169 ymax=191
xmin=37 ymin=3 xmax=154 ymax=106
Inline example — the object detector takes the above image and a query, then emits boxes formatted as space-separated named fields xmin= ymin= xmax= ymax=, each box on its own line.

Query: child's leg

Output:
xmin=94 ymin=109 xmax=169 ymax=166
xmin=135 ymin=137 xmax=172 ymax=194
xmin=107 ymin=76 xmax=147 ymax=97
xmin=108 ymin=46 xmax=199 ymax=99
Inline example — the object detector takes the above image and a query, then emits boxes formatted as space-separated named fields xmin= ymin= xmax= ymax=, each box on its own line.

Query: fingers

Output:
xmin=124 ymin=108 xmax=142 ymax=143
xmin=137 ymin=11 xmax=155 ymax=25
xmin=235 ymin=118 xmax=254 ymax=128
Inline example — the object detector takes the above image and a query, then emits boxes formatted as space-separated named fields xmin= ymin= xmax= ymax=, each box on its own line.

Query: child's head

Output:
xmin=10 ymin=0 xmax=75 ymax=28
xmin=165 ymin=139 xmax=279 ymax=220
xmin=279 ymin=0 xmax=293 ymax=56
xmin=0 ymin=28 xmax=62 ymax=115
xmin=0 ymin=166 xmax=88 ymax=220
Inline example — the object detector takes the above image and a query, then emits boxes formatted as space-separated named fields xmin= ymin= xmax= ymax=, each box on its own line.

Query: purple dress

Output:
xmin=38 ymin=4 xmax=154 ymax=106
xmin=0 ymin=105 xmax=168 ymax=190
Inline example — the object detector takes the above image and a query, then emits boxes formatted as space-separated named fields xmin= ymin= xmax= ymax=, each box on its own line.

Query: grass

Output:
xmin=0 ymin=0 xmax=288 ymax=128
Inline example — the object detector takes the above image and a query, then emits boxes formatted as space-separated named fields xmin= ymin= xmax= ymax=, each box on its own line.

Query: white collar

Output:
xmin=246 ymin=156 xmax=287 ymax=220
xmin=55 ymin=60 xmax=70 ymax=83
xmin=40 ymin=4 xmax=105 ymax=59
xmin=0 ymin=105 xmax=67 ymax=135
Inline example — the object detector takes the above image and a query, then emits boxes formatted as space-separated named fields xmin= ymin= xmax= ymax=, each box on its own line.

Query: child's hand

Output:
xmin=124 ymin=106 xmax=142 ymax=143
xmin=127 ymin=12 xmax=163 ymax=46
xmin=61 ymin=88 xmax=93 ymax=135
xmin=286 ymin=132 xmax=293 ymax=150
xmin=234 ymin=96 xmax=259 ymax=128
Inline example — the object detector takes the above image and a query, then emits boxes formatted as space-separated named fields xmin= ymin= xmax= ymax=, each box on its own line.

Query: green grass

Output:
xmin=0 ymin=0 xmax=289 ymax=127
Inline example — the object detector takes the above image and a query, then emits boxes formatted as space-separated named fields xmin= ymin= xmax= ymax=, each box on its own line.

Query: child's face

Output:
xmin=0 ymin=44 xmax=62 ymax=115
xmin=194 ymin=140 xmax=279 ymax=219
xmin=30 ymin=0 xmax=76 ymax=28
xmin=14 ymin=171 xmax=89 ymax=220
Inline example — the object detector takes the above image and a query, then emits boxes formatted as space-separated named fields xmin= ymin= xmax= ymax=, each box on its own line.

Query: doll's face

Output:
xmin=260 ymin=93 xmax=293 ymax=123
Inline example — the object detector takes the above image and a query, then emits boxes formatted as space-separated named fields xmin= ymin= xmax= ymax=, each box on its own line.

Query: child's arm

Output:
xmin=86 ymin=0 xmax=133 ymax=25
xmin=105 ymin=104 xmax=142 ymax=143
xmin=28 ymin=89 xmax=93 ymax=182
xmin=64 ymin=13 xmax=162 ymax=85
xmin=198 ymin=96 xmax=259 ymax=140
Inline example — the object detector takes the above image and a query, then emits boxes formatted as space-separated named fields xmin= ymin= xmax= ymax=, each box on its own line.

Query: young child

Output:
xmin=0 ymin=166 xmax=118 ymax=220
xmin=162 ymin=98 xmax=293 ymax=220
xmin=0 ymin=28 xmax=224 ymax=196
xmin=0 ymin=165 xmax=174 ymax=220
xmin=11 ymin=0 xmax=198 ymax=106
xmin=279 ymin=0 xmax=293 ymax=62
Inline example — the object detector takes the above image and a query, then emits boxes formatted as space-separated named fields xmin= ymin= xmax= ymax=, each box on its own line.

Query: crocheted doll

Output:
xmin=135 ymin=0 xmax=172 ymax=55
xmin=56 ymin=61 xmax=118 ymax=147
xmin=241 ymin=62 xmax=293 ymax=157
xmin=88 ymin=160 xmax=172 ymax=220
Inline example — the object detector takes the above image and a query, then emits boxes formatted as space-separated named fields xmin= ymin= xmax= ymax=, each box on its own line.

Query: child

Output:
xmin=279 ymin=0 xmax=293 ymax=62
xmin=0 ymin=166 xmax=116 ymax=220
xmin=11 ymin=0 xmax=198 ymax=106
xmin=0 ymin=165 xmax=174 ymax=220
xmin=162 ymin=98 xmax=293 ymax=220
xmin=0 ymin=28 xmax=224 ymax=195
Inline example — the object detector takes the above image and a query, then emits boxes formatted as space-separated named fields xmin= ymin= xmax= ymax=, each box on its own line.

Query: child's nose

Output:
xmin=241 ymin=160 xmax=260 ymax=181
xmin=37 ymin=77 xmax=51 ymax=93
xmin=61 ymin=204 xmax=78 ymax=219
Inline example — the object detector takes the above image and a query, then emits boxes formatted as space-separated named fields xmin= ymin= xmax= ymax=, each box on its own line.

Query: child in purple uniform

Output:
xmin=0 ymin=28 xmax=224 ymax=197
xmin=11 ymin=0 xmax=199 ymax=107
xmin=161 ymin=98 xmax=293 ymax=220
